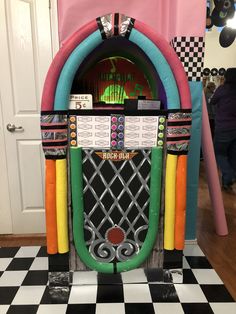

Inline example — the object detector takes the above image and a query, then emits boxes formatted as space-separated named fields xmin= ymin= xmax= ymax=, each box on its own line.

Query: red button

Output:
xmin=106 ymin=227 xmax=125 ymax=245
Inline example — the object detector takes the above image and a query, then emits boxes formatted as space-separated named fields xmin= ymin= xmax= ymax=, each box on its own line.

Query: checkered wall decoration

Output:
xmin=171 ymin=37 xmax=205 ymax=81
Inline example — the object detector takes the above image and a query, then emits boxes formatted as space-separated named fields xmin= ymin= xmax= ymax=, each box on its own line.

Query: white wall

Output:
xmin=204 ymin=27 xmax=236 ymax=69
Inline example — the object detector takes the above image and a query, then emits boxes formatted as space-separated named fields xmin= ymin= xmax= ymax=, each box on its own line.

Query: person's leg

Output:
xmin=214 ymin=130 xmax=235 ymax=187
xmin=210 ymin=119 xmax=215 ymax=139
xmin=228 ymin=130 xmax=236 ymax=179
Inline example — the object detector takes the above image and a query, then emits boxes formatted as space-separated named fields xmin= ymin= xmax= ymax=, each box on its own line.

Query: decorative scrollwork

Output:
xmin=89 ymin=238 xmax=140 ymax=263
xmin=89 ymin=239 xmax=116 ymax=262
xmin=116 ymin=240 xmax=139 ymax=261
xmin=84 ymin=225 xmax=96 ymax=245
xmin=134 ymin=225 xmax=148 ymax=246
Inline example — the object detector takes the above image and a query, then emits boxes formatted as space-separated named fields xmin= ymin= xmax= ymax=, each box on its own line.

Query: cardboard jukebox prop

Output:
xmin=41 ymin=14 xmax=192 ymax=286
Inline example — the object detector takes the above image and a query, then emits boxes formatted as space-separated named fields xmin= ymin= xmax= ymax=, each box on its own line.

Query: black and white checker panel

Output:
xmin=0 ymin=244 xmax=235 ymax=314
xmin=171 ymin=37 xmax=205 ymax=82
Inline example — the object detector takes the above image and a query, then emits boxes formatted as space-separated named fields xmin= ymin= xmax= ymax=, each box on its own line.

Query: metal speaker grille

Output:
xmin=82 ymin=149 xmax=151 ymax=262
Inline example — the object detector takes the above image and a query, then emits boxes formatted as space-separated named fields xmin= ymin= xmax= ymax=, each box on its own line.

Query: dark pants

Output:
xmin=209 ymin=119 xmax=215 ymax=139
xmin=214 ymin=129 xmax=236 ymax=186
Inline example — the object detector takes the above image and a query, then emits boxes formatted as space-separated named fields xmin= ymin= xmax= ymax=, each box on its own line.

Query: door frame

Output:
xmin=0 ymin=94 xmax=12 ymax=234
xmin=0 ymin=0 xmax=59 ymax=234
xmin=0 ymin=0 xmax=13 ymax=234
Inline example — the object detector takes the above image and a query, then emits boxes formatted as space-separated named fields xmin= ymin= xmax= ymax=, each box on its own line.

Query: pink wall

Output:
xmin=57 ymin=0 xmax=206 ymax=43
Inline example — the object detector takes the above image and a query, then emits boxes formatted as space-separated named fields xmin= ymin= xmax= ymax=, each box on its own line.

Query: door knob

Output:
xmin=6 ymin=123 xmax=24 ymax=132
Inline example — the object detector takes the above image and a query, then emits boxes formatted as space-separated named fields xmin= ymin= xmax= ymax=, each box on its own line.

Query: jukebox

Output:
xmin=40 ymin=14 xmax=192 ymax=290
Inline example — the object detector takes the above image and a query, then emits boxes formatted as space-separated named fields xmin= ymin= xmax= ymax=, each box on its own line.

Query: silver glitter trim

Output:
xmin=48 ymin=286 xmax=70 ymax=302
xmin=41 ymin=114 xmax=67 ymax=124
xmin=167 ymin=142 xmax=189 ymax=152
xmin=42 ymin=132 xmax=67 ymax=141
xmin=167 ymin=127 xmax=191 ymax=136
xmin=48 ymin=271 xmax=70 ymax=286
xmin=100 ymin=14 xmax=113 ymax=38
xmin=43 ymin=148 xmax=67 ymax=156
xmin=119 ymin=14 xmax=132 ymax=37
xmin=168 ymin=112 xmax=192 ymax=121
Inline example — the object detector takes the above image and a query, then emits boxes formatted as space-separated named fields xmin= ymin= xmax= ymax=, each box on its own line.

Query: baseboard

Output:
xmin=0 ymin=233 xmax=46 ymax=247
xmin=185 ymin=239 xmax=197 ymax=245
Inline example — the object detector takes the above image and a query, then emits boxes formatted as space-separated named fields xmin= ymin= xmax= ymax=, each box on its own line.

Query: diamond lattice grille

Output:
xmin=82 ymin=149 xmax=151 ymax=254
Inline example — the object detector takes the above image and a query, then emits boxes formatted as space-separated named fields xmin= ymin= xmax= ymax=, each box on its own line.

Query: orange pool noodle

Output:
xmin=45 ymin=159 xmax=58 ymax=254
xmin=175 ymin=155 xmax=187 ymax=250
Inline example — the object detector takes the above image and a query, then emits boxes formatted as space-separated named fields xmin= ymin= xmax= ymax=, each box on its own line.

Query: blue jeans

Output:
xmin=214 ymin=129 xmax=236 ymax=186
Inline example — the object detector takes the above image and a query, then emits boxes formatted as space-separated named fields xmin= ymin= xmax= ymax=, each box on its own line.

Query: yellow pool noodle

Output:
xmin=56 ymin=159 xmax=69 ymax=253
xmin=164 ymin=154 xmax=178 ymax=250
xmin=45 ymin=159 xmax=58 ymax=254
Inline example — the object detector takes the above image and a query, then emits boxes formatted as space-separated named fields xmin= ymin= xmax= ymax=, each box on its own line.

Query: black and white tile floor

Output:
xmin=0 ymin=244 xmax=235 ymax=314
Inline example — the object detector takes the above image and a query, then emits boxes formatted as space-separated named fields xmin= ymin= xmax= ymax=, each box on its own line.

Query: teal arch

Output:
xmin=54 ymin=30 xmax=180 ymax=110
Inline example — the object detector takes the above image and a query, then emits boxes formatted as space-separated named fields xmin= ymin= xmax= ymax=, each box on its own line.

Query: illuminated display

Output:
xmin=76 ymin=57 xmax=153 ymax=104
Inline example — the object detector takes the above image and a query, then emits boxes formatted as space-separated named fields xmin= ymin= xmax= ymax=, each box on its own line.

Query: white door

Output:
xmin=0 ymin=0 xmax=58 ymax=233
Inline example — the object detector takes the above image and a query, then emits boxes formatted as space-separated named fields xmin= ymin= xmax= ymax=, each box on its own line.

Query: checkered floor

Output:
xmin=0 ymin=244 xmax=235 ymax=314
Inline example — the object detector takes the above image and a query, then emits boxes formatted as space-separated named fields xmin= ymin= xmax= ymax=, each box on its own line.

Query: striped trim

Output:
xmin=42 ymin=140 xmax=68 ymax=147
xmin=168 ymin=121 xmax=192 ymax=126
xmin=41 ymin=110 xmax=68 ymax=115
xmin=167 ymin=110 xmax=192 ymax=154
xmin=167 ymin=133 xmax=191 ymax=138
xmin=42 ymin=139 xmax=68 ymax=143
xmin=168 ymin=125 xmax=191 ymax=130
xmin=167 ymin=139 xmax=189 ymax=144
xmin=125 ymin=17 xmax=135 ymax=39
xmin=41 ymin=122 xmax=67 ymax=127
xmin=167 ymin=135 xmax=191 ymax=141
xmin=114 ymin=13 xmax=119 ymax=36
xmin=167 ymin=108 xmax=192 ymax=113
xmin=167 ymin=150 xmax=188 ymax=156
xmin=41 ymin=129 xmax=67 ymax=133
xmin=43 ymin=145 xmax=67 ymax=149
xmin=41 ymin=125 xmax=67 ymax=130
xmin=41 ymin=113 xmax=68 ymax=158
xmin=45 ymin=155 xmax=67 ymax=160
xmin=97 ymin=13 xmax=135 ymax=40
xmin=96 ymin=17 xmax=106 ymax=40
xmin=168 ymin=118 xmax=192 ymax=123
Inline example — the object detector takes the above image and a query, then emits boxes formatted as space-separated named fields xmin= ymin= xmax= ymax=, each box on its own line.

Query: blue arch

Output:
xmin=54 ymin=29 xmax=180 ymax=110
